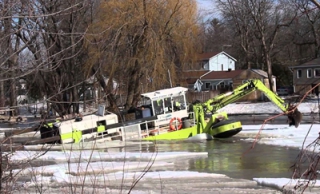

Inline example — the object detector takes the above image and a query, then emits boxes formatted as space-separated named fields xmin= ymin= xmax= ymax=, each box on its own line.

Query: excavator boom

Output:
xmin=202 ymin=79 xmax=302 ymax=127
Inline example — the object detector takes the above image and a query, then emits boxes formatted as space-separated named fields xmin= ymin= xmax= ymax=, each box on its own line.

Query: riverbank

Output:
xmin=16 ymin=171 xmax=283 ymax=194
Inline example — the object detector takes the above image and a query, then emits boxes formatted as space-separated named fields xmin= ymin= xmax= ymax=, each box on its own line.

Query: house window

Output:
xmin=221 ymin=64 xmax=224 ymax=71
xmin=229 ymin=82 xmax=233 ymax=90
xmin=315 ymin=68 xmax=320 ymax=78
xmin=205 ymin=83 xmax=210 ymax=89
xmin=220 ymin=82 xmax=225 ymax=88
xmin=297 ymin=69 xmax=302 ymax=78
xmin=307 ymin=69 xmax=312 ymax=78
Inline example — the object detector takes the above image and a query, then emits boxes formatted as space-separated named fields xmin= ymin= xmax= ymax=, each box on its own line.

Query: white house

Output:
xmin=198 ymin=51 xmax=237 ymax=71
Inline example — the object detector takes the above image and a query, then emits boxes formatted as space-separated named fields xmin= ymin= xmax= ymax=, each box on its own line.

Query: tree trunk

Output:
xmin=266 ymin=56 xmax=274 ymax=92
xmin=92 ymin=68 xmax=117 ymax=112
xmin=125 ymin=60 xmax=142 ymax=110
xmin=9 ymin=79 xmax=17 ymax=115
xmin=262 ymin=37 xmax=274 ymax=92
xmin=72 ymin=86 xmax=79 ymax=114
xmin=4 ymin=8 xmax=19 ymax=115
xmin=0 ymin=82 xmax=4 ymax=108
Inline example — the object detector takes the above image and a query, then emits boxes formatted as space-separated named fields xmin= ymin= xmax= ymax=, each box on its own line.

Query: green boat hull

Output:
xmin=143 ymin=125 xmax=200 ymax=140
xmin=143 ymin=120 xmax=242 ymax=140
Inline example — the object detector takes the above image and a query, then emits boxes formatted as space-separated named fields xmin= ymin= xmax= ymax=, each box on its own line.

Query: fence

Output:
xmin=186 ymin=90 xmax=220 ymax=103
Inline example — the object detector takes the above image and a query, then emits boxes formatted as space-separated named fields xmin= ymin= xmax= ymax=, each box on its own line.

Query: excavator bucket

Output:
xmin=287 ymin=108 xmax=302 ymax=128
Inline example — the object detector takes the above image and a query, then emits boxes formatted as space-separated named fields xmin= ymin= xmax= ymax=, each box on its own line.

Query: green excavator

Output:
xmin=201 ymin=79 xmax=302 ymax=127
xmin=145 ymin=79 xmax=302 ymax=140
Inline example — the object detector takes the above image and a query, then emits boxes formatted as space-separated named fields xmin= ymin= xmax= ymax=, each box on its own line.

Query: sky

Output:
xmin=197 ymin=0 xmax=218 ymax=21
xmin=5 ymin=98 xmax=320 ymax=193
xmin=197 ymin=0 xmax=213 ymax=12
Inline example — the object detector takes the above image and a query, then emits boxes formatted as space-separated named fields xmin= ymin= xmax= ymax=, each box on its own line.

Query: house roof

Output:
xmin=201 ymin=70 xmax=244 ymax=80
xmin=290 ymin=58 xmax=320 ymax=68
xmin=197 ymin=51 xmax=237 ymax=61
xmin=182 ymin=69 xmax=273 ymax=84
xmin=182 ymin=70 xmax=210 ymax=84
xmin=200 ymin=69 xmax=273 ymax=80
xmin=182 ymin=70 xmax=209 ymax=78
xmin=250 ymin=69 xmax=275 ymax=78
xmin=186 ymin=78 xmax=199 ymax=84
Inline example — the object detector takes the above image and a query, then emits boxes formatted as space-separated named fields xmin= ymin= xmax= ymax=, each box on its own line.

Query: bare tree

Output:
xmin=214 ymin=0 xmax=297 ymax=91
xmin=213 ymin=1 xmax=256 ymax=69
xmin=292 ymin=0 xmax=320 ymax=59
xmin=13 ymin=0 xmax=95 ymax=117
xmin=0 ymin=0 xmax=24 ymax=115
xmin=200 ymin=18 xmax=234 ymax=53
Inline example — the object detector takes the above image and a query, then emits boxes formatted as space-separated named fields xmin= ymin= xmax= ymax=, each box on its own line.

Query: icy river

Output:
xmin=124 ymin=137 xmax=302 ymax=180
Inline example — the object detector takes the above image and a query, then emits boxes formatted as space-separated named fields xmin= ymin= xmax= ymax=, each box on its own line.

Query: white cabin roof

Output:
xmin=141 ymin=87 xmax=188 ymax=100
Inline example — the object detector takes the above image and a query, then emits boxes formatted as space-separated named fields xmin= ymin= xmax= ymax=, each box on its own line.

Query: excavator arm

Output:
xmin=202 ymin=79 xmax=302 ymax=127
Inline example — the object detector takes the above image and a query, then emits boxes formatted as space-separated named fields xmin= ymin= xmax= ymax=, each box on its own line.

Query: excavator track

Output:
xmin=210 ymin=119 xmax=242 ymax=138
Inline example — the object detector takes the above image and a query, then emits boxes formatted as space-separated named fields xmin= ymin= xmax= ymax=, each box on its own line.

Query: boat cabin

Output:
xmin=138 ymin=87 xmax=189 ymax=126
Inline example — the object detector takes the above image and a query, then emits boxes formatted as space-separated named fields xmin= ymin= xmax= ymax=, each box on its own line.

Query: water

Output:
xmin=131 ymin=137 xmax=302 ymax=180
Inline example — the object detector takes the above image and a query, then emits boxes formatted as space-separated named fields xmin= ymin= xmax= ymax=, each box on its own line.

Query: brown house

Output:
xmin=181 ymin=69 xmax=276 ymax=102
xmin=289 ymin=58 xmax=320 ymax=95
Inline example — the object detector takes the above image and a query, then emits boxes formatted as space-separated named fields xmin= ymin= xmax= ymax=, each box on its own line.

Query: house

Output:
xmin=179 ymin=70 xmax=209 ymax=89
xmin=198 ymin=51 xmax=237 ymax=71
xmin=82 ymin=75 xmax=120 ymax=102
xmin=182 ymin=69 xmax=277 ymax=102
xmin=289 ymin=58 xmax=320 ymax=96
xmin=179 ymin=51 xmax=236 ymax=90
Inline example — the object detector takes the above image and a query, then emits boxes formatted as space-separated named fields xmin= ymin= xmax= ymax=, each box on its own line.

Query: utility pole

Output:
xmin=168 ymin=69 xmax=172 ymax=88
xmin=311 ymin=0 xmax=320 ymax=9
xmin=316 ymin=87 xmax=320 ymax=121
